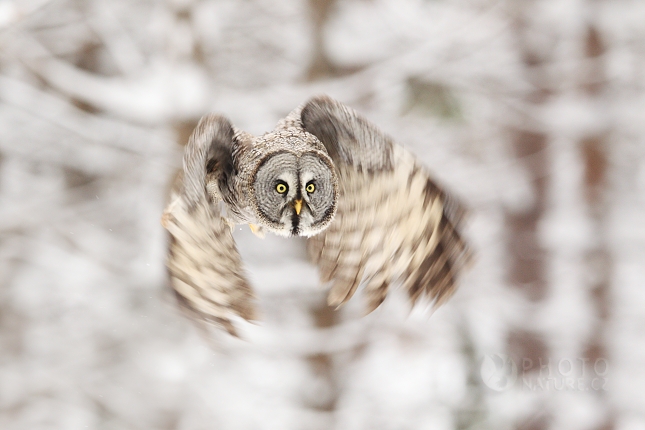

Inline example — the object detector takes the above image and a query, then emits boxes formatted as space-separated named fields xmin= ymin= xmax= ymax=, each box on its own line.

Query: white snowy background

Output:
xmin=0 ymin=0 xmax=643 ymax=429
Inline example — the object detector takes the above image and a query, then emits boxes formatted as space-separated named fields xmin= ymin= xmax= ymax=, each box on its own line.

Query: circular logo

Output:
xmin=480 ymin=354 xmax=517 ymax=391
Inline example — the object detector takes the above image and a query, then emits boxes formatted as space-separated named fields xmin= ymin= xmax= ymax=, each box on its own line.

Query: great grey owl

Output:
xmin=162 ymin=96 xmax=471 ymax=335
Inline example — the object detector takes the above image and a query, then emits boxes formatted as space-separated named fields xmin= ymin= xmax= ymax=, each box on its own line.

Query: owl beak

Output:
xmin=293 ymin=199 xmax=303 ymax=215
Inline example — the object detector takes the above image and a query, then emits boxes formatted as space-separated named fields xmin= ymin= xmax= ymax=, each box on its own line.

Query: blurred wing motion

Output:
xmin=301 ymin=96 xmax=471 ymax=312
xmin=161 ymin=115 xmax=255 ymax=335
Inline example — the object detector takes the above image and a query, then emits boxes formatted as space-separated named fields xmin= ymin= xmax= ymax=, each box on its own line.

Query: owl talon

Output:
xmin=249 ymin=224 xmax=265 ymax=238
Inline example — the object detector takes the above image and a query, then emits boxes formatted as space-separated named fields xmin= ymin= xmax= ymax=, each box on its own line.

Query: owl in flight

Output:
xmin=162 ymin=96 xmax=470 ymax=335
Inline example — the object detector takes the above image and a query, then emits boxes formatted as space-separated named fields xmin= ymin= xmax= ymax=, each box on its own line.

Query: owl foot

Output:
xmin=249 ymin=224 xmax=266 ymax=238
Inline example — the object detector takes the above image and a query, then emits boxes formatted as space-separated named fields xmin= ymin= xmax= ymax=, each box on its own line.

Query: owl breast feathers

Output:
xmin=161 ymin=96 xmax=471 ymax=335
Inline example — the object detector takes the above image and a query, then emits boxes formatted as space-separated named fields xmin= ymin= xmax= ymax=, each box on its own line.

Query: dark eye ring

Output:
xmin=276 ymin=182 xmax=288 ymax=194
xmin=306 ymin=182 xmax=315 ymax=193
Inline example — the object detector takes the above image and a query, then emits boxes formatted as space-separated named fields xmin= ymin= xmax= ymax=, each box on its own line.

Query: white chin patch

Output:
xmin=271 ymin=228 xmax=292 ymax=238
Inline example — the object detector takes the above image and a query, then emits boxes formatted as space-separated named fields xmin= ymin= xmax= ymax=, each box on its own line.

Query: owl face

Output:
xmin=252 ymin=151 xmax=338 ymax=237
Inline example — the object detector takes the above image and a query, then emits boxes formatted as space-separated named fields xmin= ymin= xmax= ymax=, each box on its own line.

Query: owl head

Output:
xmin=250 ymin=129 xmax=338 ymax=237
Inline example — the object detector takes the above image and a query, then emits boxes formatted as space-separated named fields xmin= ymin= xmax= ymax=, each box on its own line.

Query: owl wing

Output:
xmin=161 ymin=115 xmax=255 ymax=336
xmin=301 ymin=96 xmax=471 ymax=312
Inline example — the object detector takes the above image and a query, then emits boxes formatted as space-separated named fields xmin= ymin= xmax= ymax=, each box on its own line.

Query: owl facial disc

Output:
xmin=252 ymin=151 xmax=338 ymax=237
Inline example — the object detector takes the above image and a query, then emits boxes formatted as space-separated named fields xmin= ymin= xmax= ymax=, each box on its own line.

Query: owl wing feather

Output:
xmin=301 ymin=96 xmax=471 ymax=312
xmin=162 ymin=115 xmax=255 ymax=336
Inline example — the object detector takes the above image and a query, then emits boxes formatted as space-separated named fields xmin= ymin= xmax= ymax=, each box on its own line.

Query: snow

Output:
xmin=0 ymin=0 xmax=643 ymax=429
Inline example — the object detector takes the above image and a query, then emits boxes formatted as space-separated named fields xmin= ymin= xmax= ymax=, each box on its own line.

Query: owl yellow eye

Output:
xmin=276 ymin=183 xmax=288 ymax=194
xmin=306 ymin=183 xmax=315 ymax=193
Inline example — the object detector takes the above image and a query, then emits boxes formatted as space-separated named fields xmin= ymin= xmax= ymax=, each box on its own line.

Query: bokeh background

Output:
xmin=1 ymin=0 xmax=644 ymax=429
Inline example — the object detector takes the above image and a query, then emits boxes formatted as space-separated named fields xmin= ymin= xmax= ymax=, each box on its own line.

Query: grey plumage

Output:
xmin=162 ymin=96 xmax=471 ymax=335
xmin=162 ymin=115 xmax=255 ymax=336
